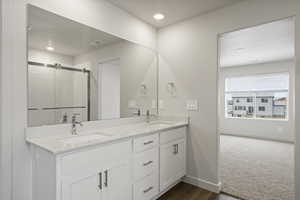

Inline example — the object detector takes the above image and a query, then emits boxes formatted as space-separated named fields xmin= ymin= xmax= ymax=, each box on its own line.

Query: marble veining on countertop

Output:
xmin=26 ymin=119 xmax=188 ymax=154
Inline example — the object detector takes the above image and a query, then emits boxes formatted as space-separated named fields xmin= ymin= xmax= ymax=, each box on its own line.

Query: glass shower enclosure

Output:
xmin=28 ymin=61 xmax=90 ymax=127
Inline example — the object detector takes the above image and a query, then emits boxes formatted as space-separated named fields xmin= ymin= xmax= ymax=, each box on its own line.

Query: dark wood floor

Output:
xmin=158 ymin=182 xmax=241 ymax=200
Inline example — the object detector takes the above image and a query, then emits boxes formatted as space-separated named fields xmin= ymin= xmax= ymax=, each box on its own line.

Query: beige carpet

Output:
xmin=220 ymin=135 xmax=295 ymax=200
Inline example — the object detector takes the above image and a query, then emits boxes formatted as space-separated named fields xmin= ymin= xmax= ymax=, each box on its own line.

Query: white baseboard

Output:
xmin=183 ymin=175 xmax=222 ymax=193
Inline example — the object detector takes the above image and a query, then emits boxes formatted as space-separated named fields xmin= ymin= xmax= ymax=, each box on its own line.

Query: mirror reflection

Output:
xmin=27 ymin=6 xmax=158 ymax=127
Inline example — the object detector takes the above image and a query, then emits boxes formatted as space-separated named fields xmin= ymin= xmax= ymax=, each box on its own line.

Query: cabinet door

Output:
xmin=103 ymin=160 xmax=132 ymax=200
xmin=160 ymin=139 xmax=185 ymax=191
xmin=62 ymin=173 xmax=103 ymax=200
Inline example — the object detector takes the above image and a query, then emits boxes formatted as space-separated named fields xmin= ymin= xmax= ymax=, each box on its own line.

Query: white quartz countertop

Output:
xmin=26 ymin=120 xmax=188 ymax=154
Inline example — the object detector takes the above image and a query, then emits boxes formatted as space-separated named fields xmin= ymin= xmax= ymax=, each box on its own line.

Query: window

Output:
xmin=258 ymin=106 xmax=265 ymax=111
xmin=248 ymin=106 xmax=254 ymax=113
xmin=225 ymin=73 xmax=289 ymax=120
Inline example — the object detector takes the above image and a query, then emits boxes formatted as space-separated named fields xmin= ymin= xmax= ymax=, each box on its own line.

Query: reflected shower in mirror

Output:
xmin=27 ymin=5 xmax=158 ymax=127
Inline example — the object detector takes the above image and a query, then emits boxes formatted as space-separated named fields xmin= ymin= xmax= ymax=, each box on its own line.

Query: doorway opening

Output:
xmin=98 ymin=58 xmax=121 ymax=120
xmin=217 ymin=17 xmax=295 ymax=200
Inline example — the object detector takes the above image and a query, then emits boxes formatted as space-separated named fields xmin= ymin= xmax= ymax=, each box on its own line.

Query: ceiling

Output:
xmin=106 ymin=0 xmax=244 ymax=28
xmin=28 ymin=6 xmax=122 ymax=57
xmin=219 ymin=17 xmax=295 ymax=67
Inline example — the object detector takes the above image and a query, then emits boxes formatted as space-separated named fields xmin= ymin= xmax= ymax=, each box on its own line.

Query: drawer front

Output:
xmin=134 ymin=174 xmax=159 ymax=200
xmin=134 ymin=148 xmax=158 ymax=181
xmin=160 ymin=127 xmax=186 ymax=145
xmin=134 ymin=134 xmax=158 ymax=153
xmin=61 ymin=140 xmax=132 ymax=178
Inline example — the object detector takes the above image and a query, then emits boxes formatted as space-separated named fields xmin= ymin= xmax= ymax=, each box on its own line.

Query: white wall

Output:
xmin=27 ymin=0 xmax=157 ymax=50
xmin=295 ymin=2 xmax=300 ymax=199
xmin=219 ymin=60 xmax=295 ymax=143
xmin=158 ymin=0 xmax=300 ymax=193
xmin=0 ymin=0 xmax=2 ymax=196
xmin=0 ymin=0 xmax=156 ymax=199
xmin=28 ymin=48 xmax=74 ymax=66
xmin=2 ymin=1 xmax=300 ymax=200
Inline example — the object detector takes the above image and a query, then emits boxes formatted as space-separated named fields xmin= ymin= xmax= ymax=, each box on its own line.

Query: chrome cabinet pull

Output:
xmin=143 ymin=186 xmax=153 ymax=193
xmin=98 ymin=172 xmax=102 ymax=190
xmin=144 ymin=141 xmax=154 ymax=145
xmin=143 ymin=160 xmax=153 ymax=166
xmin=173 ymin=144 xmax=177 ymax=154
xmin=104 ymin=170 xmax=108 ymax=187
xmin=173 ymin=144 xmax=179 ymax=154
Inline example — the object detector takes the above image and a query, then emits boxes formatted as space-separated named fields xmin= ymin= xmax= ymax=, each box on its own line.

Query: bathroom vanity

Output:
xmin=26 ymin=6 xmax=187 ymax=200
xmin=27 ymin=119 xmax=188 ymax=200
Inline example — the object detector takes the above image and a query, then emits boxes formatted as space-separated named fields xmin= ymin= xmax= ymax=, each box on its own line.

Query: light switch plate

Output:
xmin=186 ymin=100 xmax=198 ymax=111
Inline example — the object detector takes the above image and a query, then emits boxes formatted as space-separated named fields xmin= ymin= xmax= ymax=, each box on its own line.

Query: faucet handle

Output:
xmin=72 ymin=113 xmax=83 ymax=125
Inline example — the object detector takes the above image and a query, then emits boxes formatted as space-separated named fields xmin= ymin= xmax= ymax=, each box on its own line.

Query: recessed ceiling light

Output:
xmin=153 ymin=13 xmax=165 ymax=21
xmin=46 ymin=41 xmax=54 ymax=51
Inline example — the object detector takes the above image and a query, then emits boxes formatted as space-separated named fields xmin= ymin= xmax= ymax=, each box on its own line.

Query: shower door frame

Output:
xmin=27 ymin=61 xmax=91 ymax=122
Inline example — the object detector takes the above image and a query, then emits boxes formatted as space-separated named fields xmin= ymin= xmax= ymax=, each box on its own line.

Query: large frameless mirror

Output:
xmin=27 ymin=5 xmax=158 ymax=127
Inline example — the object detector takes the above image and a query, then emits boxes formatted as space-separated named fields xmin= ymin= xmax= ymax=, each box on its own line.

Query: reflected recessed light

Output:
xmin=46 ymin=41 xmax=54 ymax=51
xmin=153 ymin=13 xmax=165 ymax=21
xmin=46 ymin=46 xmax=54 ymax=51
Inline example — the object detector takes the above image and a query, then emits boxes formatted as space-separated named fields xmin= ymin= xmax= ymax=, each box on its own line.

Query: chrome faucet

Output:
xmin=71 ymin=114 xmax=83 ymax=135
xmin=133 ymin=108 xmax=141 ymax=117
xmin=146 ymin=110 xmax=150 ymax=123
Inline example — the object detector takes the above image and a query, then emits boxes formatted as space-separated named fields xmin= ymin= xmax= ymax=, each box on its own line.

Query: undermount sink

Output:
xmin=98 ymin=130 xmax=133 ymax=137
xmin=60 ymin=134 xmax=109 ymax=146
xmin=148 ymin=121 xmax=175 ymax=126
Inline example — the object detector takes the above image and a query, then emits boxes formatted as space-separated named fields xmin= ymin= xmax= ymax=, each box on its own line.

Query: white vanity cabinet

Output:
xmin=133 ymin=134 xmax=159 ymax=200
xmin=60 ymin=140 xmax=132 ymax=200
xmin=31 ymin=126 xmax=187 ymax=200
xmin=32 ymin=139 xmax=132 ymax=200
xmin=159 ymin=127 xmax=186 ymax=192
xmin=61 ymin=160 xmax=132 ymax=200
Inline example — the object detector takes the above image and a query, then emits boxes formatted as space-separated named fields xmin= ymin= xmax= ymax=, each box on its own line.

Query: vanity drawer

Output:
xmin=134 ymin=174 xmax=159 ymax=200
xmin=60 ymin=140 xmax=131 ymax=178
xmin=134 ymin=148 xmax=158 ymax=181
xmin=160 ymin=127 xmax=186 ymax=145
xmin=134 ymin=134 xmax=158 ymax=153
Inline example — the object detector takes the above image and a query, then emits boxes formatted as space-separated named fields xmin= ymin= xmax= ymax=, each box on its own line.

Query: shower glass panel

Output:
xmin=28 ymin=64 xmax=89 ymax=126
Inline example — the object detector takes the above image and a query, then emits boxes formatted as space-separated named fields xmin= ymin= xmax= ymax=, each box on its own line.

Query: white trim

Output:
xmin=221 ymin=132 xmax=295 ymax=144
xmin=225 ymin=89 xmax=288 ymax=93
xmin=154 ymin=179 xmax=182 ymax=199
xmin=1 ymin=0 xmax=16 ymax=199
xmin=182 ymin=175 xmax=222 ymax=193
xmin=225 ymin=116 xmax=289 ymax=122
xmin=97 ymin=58 xmax=121 ymax=120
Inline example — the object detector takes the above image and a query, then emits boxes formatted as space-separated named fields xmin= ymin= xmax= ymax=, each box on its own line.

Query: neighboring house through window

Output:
xmin=225 ymin=73 xmax=289 ymax=120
